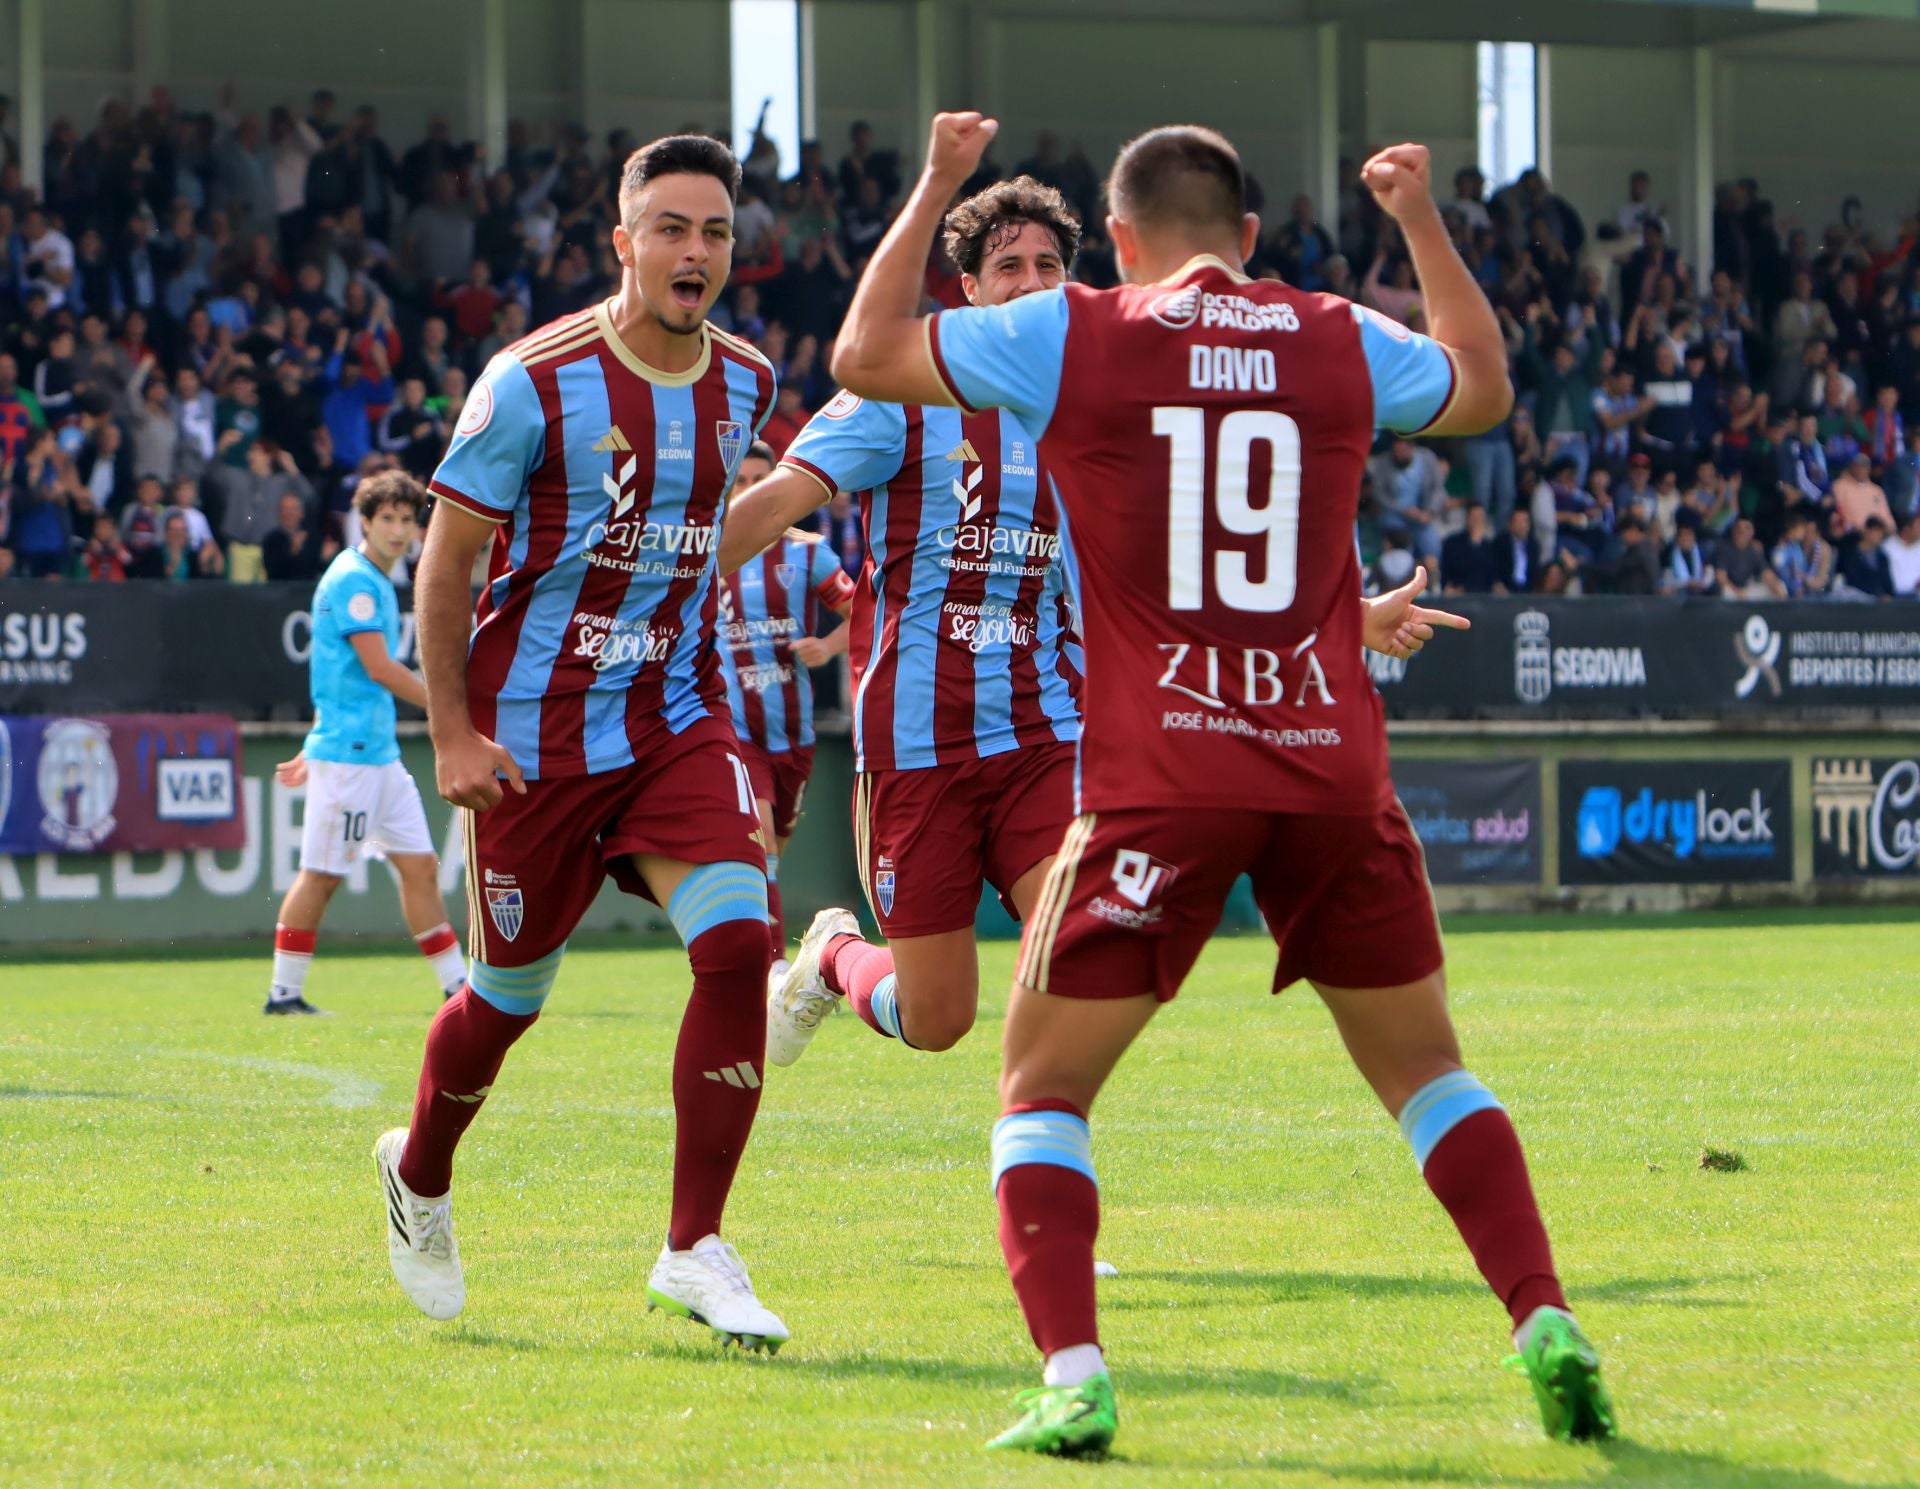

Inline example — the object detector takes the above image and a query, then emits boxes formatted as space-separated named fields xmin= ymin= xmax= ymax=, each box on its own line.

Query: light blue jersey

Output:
xmin=304 ymin=546 xmax=402 ymax=766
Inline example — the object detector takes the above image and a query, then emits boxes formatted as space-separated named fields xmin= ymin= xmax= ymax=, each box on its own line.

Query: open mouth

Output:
xmin=669 ymin=274 xmax=707 ymax=311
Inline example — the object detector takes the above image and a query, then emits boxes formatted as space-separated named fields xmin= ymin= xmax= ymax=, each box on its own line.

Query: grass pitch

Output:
xmin=2 ymin=912 xmax=1916 ymax=1487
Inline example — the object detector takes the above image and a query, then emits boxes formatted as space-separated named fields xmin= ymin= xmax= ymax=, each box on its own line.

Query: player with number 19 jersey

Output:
xmin=925 ymin=256 xmax=1458 ymax=996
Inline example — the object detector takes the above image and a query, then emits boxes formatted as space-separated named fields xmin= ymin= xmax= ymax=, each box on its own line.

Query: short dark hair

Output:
xmin=355 ymin=469 xmax=426 ymax=523
xmin=942 ymin=176 xmax=1081 ymax=278
xmin=745 ymin=440 xmax=775 ymax=464
xmin=618 ymin=135 xmax=741 ymax=223
xmin=1107 ymin=125 xmax=1244 ymax=234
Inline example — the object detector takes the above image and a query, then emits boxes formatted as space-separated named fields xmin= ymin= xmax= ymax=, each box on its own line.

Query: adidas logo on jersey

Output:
xmin=592 ymin=426 xmax=632 ymax=454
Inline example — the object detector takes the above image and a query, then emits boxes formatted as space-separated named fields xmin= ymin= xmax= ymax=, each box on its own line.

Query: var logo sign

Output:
xmin=157 ymin=758 xmax=237 ymax=822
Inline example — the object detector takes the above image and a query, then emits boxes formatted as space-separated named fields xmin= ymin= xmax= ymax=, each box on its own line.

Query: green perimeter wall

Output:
xmin=0 ymin=724 xmax=1912 ymax=950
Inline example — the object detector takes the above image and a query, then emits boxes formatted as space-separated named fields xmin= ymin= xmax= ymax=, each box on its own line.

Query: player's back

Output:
xmin=305 ymin=546 xmax=401 ymax=766
xmin=930 ymin=257 xmax=1453 ymax=815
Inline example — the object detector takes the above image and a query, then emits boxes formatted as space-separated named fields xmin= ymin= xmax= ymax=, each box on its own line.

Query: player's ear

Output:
xmin=1108 ymin=214 xmax=1135 ymax=272
xmin=960 ymin=272 xmax=982 ymax=307
xmin=1240 ymin=213 xmax=1260 ymax=264
xmin=612 ymin=222 xmax=634 ymax=270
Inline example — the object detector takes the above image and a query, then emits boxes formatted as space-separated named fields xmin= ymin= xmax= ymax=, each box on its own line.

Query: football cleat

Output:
xmin=264 ymin=995 xmax=328 ymax=1015
xmin=646 ymin=1234 xmax=789 ymax=1353
xmin=766 ymin=907 xmax=857 ymax=1067
xmin=373 ymin=1128 xmax=464 ymax=1320
xmin=985 ymin=1373 xmax=1117 ymax=1457
xmin=1505 ymin=1308 xmax=1617 ymax=1442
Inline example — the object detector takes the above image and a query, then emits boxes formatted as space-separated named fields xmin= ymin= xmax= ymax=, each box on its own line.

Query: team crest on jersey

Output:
xmin=457 ymin=380 xmax=494 ymax=436
xmin=1150 ymin=284 xmax=1203 ymax=330
xmin=486 ymin=886 xmax=524 ymax=942
xmin=874 ymin=869 xmax=896 ymax=916
xmin=715 ymin=420 xmax=746 ymax=472
xmin=821 ymin=389 xmax=861 ymax=419
xmin=775 ymin=562 xmax=798 ymax=588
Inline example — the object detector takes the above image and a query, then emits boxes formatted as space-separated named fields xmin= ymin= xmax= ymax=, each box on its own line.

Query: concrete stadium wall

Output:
xmin=1546 ymin=46 xmax=1691 ymax=247
xmin=1363 ymin=40 xmax=1477 ymax=192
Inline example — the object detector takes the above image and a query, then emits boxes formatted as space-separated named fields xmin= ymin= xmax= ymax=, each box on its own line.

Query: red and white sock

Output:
xmin=415 ymin=921 xmax=466 ymax=997
xmin=269 ymin=925 xmax=316 ymax=1004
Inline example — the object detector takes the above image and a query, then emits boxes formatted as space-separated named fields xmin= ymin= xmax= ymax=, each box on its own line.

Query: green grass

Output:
xmin=2 ymin=916 xmax=1916 ymax=1487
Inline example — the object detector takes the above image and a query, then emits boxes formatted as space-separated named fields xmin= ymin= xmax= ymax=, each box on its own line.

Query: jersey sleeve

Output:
xmin=1349 ymin=303 xmax=1460 ymax=435
xmin=781 ymin=393 xmax=908 ymax=500
xmin=926 ymin=289 xmax=1070 ymax=439
xmin=429 ymin=355 xmax=545 ymax=522
xmin=808 ymin=537 xmax=857 ymax=608
xmin=328 ymin=568 xmax=388 ymax=638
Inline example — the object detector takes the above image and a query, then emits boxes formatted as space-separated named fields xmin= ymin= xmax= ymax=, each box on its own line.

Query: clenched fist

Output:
xmin=1361 ymin=144 xmax=1438 ymax=227
xmin=925 ymin=112 xmax=999 ymax=187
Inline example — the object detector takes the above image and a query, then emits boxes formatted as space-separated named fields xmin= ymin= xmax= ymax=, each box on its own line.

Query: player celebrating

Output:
xmin=371 ymin=136 xmax=790 ymax=1349
xmin=714 ymin=439 xmax=854 ymax=975
xmin=832 ymin=116 xmax=1615 ymax=1454
xmin=727 ymin=178 xmax=1469 ymax=1067
xmin=722 ymin=176 xmax=1085 ymax=1062
xmin=266 ymin=471 xmax=466 ymax=1016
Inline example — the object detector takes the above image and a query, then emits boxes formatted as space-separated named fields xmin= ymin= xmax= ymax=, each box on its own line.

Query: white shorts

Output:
xmin=298 ymin=758 xmax=435 ymax=876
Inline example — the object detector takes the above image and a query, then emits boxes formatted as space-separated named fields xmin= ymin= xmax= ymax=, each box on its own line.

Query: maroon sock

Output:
xmin=397 ymin=988 xmax=536 ymax=1196
xmin=765 ymin=876 xmax=784 ymax=959
xmin=1421 ymin=1107 xmax=1569 ymax=1328
xmin=669 ymin=916 xmax=770 ymax=1250
xmin=996 ymin=1102 xmax=1101 ymax=1355
xmin=822 ymin=933 xmax=899 ymax=1036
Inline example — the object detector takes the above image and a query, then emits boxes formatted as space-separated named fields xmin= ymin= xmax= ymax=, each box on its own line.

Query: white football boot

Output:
xmin=766 ymin=907 xmax=858 ymax=1067
xmin=373 ymin=1128 xmax=465 ymax=1321
xmin=646 ymin=1234 xmax=790 ymax=1353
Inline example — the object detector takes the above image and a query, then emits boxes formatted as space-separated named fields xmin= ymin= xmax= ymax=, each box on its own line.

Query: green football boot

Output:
xmin=1505 ymin=1309 xmax=1618 ymax=1442
xmin=985 ymin=1373 xmax=1117 ymax=1457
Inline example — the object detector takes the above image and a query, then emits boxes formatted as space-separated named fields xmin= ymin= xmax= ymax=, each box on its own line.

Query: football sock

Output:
xmin=1401 ymin=1071 xmax=1569 ymax=1329
xmin=993 ymin=1102 xmax=1101 ymax=1356
xmin=1043 ymin=1344 xmax=1108 ymax=1388
xmin=268 ymin=924 xmax=315 ymax=1003
xmin=764 ymin=851 xmax=784 ymax=961
xmin=664 ymin=863 xmax=772 ymax=1251
xmin=414 ymin=921 xmax=466 ymax=996
xmin=669 ymin=915 xmax=770 ymax=1249
xmin=822 ymin=933 xmax=910 ymax=1045
xmin=397 ymin=968 xmax=549 ymax=1197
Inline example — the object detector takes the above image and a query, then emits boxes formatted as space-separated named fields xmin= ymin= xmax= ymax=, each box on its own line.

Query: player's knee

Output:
xmin=686 ymin=914 xmax=772 ymax=983
xmin=668 ymin=861 xmax=769 ymax=960
xmin=298 ymin=869 xmax=344 ymax=900
xmin=902 ymin=994 xmax=978 ymax=1052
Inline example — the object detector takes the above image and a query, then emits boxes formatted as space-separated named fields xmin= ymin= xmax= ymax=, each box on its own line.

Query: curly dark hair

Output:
xmin=354 ymin=468 xmax=427 ymax=523
xmin=941 ymin=176 xmax=1081 ymax=279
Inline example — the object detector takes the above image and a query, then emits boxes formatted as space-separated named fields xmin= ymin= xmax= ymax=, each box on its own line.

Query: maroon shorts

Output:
xmin=739 ymin=740 xmax=815 ymax=841
xmin=465 ymin=715 xmax=765 ymax=967
xmin=854 ymin=741 xmax=1077 ymax=939
xmin=1015 ymin=800 xmax=1444 ymax=1002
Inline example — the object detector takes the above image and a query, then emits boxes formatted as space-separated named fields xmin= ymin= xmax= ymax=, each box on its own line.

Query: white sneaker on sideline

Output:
xmin=373 ymin=1128 xmax=464 ymax=1321
xmin=646 ymin=1234 xmax=789 ymax=1352
xmin=767 ymin=907 xmax=858 ymax=1068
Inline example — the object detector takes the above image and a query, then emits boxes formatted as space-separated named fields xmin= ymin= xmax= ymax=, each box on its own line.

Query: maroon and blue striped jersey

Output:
xmin=780 ymin=396 xmax=1082 ymax=773
xmin=429 ymin=305 xmax=775 ymax=779
xmin=718 ymin=532 xmax=855 ymax=753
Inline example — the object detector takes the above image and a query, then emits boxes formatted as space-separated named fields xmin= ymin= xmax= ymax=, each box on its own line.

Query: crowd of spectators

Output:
xmin=1 ymin=84 xmax=1916 ymax=603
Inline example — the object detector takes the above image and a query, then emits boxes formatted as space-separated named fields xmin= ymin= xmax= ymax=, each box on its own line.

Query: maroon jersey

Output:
xmin=927 ymin=256 xmax=1458 ymax=815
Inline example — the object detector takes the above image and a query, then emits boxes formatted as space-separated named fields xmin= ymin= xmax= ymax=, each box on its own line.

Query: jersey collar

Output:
xmin=593 ymin=299 xmax=713 ymax=385
xmin=1160 ymin=253 xmax=1253 ymax=286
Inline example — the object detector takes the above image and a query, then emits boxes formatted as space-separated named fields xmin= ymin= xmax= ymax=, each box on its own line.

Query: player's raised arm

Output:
xmin=830 ymin=112 xmax=1000 ymax=405
xmin=416 ymin=502 xmax=524 ymax=810
xmin=1361 ymin=144 xmax=1513 ymax=435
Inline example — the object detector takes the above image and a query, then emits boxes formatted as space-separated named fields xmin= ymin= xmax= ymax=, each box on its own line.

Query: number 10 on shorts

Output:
xmin=727 ymin=753 xmax=755 ymax=816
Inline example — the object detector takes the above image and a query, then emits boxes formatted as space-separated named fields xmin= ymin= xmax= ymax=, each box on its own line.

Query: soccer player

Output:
xmin=266 ymin=471 xmax=466 ymax=1016
xmin=726 ymin=178 xmax=1469 ymax=1067
xmin=713 ymin=438 xmax=855 ymax=974
xmin=832 ymin=115 xmax=1615 ymax=1454
xmin=371 ymin=136 xmax=790 ymax=1349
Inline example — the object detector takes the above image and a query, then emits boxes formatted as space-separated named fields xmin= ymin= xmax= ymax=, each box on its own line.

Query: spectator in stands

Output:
xmin=758 ymin=383 xmax=808 ymax=458
xmin=215 ymin=368 xmax=263 ymax=467
xmin=837 ymin=120 xmax=899 ymax=208
xmin=1835 ymin=517 xmax=1895 ymax=600
xmin=317 ymin=327 xmax=389 ymax=469
xmin=1784 ymin=412 xmax=1832 ymax=503
xmin=1492 ymin=506 xmax=1545 ymax=595
xmin=158 ymin=510 xmax=211 ymax=580
xmin=1667 ymin=518 xmax=1716 ymax=596
xmin=20 ymin=205 xmax=74 ymax=309
xmin=1440 ymin=502 xmax=1497 ymax=594
xmin=1369 ymin=435 xmax=1447 ymax=562
xmin=1520 ymin=304 xmax=1602 ymax=487
xmin=1865 ymin=382 xmax=1905 ymax=481
xmin=1584 ymin=509 xmax=1662 ymax=594
xmin=168 ymin=475 xmax=219 ymax=569
xmin=1716 ymin=516 xmax=1786 ymax=599
xmin=82 ymin=510 xmax=130 ymax=581
xmin=173 ymin=365 xmax=216 ymax=479
xmin=212 ymin=438 xmax=309 ymax=583
xmin=262 ymin=489 xmax=324 ymax=580
xmin=32 ymin=324 xmax=78 ymax=423
xmin=376 ymin=376 xmax=446 ymax=480
xmin=1884 ymin=510 xmax=1920 ymax=596
xmin=1273 ymin=195 xmax=1335 ymax=291
xmin=0 ymin=353 xmax=42 ymax=465
xmin=8 ymin=427 xmax=75 ymax=575
xmin=1771 ymin=509 xmax=1830 ymax=598
xmin=1833 ymin=451 xmax=1896 ymax=535
xmin=117 ymin=475 xmax=168 ymax=577
xmin=1773 ymin=271 xmax=1837 ymax=404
